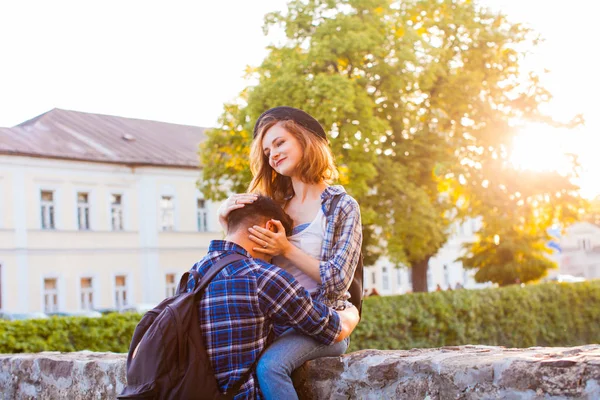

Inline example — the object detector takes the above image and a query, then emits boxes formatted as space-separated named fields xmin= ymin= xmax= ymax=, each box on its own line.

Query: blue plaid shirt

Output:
xmin=315 ymin=185 xmax=363 ymax=307
xmin=188 ymin=240 xmax=341 ymax=400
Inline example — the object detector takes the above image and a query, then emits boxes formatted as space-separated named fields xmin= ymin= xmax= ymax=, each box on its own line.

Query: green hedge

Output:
xmin=349 ymin=280 xmax=600 ymax=352
xmin=1 ymin=281 xmax=599 ymax=354
xmin=0 ymin=313 xmax=139 ymax=353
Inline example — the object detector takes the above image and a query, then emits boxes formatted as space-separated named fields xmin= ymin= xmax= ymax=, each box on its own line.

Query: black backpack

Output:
xmin=328 ymin=194 xmax=364 ymax=316
xmin=118 ymin=253 xmax=252 ymax=400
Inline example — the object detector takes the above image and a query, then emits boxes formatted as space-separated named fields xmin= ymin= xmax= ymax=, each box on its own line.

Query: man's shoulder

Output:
xmin=195 ymin=255 xmax=287 ymax=280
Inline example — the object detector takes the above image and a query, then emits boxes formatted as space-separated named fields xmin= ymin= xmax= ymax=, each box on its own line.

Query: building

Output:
xmin=0 ymin=109 xmax=221 ymax=313
xmin=363 ymin=218 xmax=491 ymax=295
xmin=552 ymin=222 xmax=600 ymax=280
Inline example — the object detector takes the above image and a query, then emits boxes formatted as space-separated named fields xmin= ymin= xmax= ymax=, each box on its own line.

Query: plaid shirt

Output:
xmin=188 ymin=240 xmax=341 ymax=400
xmin=315 ymin=185 xmax=363 ymax=308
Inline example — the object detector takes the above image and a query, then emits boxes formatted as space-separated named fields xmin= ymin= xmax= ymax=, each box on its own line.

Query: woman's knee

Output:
xmin=257 ymin=352 xmax=286 ymax=380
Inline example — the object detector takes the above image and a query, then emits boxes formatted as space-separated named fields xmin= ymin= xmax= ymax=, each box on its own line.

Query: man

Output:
xmin=189 ymin=195 xmax=359 ymax=399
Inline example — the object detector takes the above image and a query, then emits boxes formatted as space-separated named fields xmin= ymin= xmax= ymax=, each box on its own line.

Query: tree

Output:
xmin=583 ymin=196 xmax=600 ymax=226
xmin=198 ymin=0 xmax=583 ymax=291
xmin=457 ymin=166 xmax=584 ymax=286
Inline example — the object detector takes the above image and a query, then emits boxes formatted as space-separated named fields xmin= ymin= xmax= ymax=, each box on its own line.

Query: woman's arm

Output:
xmin=318 ymin=195 xmax=362 ymax=297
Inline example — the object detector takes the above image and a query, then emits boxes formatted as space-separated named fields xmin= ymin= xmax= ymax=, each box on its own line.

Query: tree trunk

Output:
xmin=411 ymin=256 xmax=431 ymax=292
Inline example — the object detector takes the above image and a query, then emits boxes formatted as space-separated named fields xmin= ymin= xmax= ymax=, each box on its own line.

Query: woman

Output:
xmin=218 ymin=106 xmax=362 ymax=400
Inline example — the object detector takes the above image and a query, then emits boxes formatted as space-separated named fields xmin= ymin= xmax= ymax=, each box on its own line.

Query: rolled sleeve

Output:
xmin=319 ymin=196 xmax=362 ymax=298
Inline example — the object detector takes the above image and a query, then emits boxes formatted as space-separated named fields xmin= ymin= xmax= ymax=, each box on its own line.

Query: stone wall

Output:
xmin=1 ymin=345 xmax=599 ymax=399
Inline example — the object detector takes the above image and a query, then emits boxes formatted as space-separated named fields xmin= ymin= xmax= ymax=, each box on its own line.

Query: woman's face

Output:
xmin=262 ymin=122 xmax=303 ymax=177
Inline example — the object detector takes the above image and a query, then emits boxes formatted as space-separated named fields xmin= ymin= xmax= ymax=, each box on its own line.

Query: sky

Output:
xmin=0 ymin=0 xmax=598 ymax=197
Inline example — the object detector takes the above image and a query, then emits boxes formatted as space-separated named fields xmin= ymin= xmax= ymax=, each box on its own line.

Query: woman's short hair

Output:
xmin=248 ymin=118 xmax=338 ymax=203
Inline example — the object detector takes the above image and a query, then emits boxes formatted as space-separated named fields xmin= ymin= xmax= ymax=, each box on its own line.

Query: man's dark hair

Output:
xmin=227 ymin=195 xmax=294 ymax=236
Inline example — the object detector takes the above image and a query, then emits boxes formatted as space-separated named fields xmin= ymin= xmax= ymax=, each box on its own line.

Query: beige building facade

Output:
xmin=553 ymin=222 xmax=600 ymax=280
xmin=0 ymin=109 xmax=222 ymax=313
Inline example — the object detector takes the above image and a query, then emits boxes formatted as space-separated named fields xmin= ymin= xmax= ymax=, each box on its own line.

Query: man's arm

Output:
xmin=334 ymin=305 xmax=360 ymax=343
xmin=256 ymin=264 xmax=343 ymax=346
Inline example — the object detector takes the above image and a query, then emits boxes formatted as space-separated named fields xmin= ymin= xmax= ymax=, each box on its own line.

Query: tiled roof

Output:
xmin=0 ymin=109 xmax=207 ymax=168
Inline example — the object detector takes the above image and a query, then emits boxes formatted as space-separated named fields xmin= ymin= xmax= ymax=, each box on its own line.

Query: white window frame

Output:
xmin=382 ymin=266 xmax=390 ymax=291
xmin=165 ymin=273 xmax=178 ymax=298
xmin=579 ymin=238 xmax=592 ymax=251
xmin=113 ymin=273 xmax=130 ymax=310
xmin=40 ymin=190 xmax=56 ymax=230
xmin=444 ymin=265 xmax=450 ymax=288
xmin=160 ymin=195 xmax=176 ymax=231
xmin=77 ymin=191 xmax=91 ymax=230
xmin=196 ymin=198 xmax=208 ymax=232
xmin=79 ymin=276 xmax=95 ymax=310
xmin=42 ymin=276 xmax=60 ymax=313
xmin=110 ymin=193 xmax=124 ymax=231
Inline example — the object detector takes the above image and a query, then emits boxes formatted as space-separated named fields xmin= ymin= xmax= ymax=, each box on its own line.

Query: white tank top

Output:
xmin=273 ymin=208 xmax=326 ymax=293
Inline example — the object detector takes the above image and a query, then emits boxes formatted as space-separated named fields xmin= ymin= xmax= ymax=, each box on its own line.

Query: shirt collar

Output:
xmin=321 ymin=185 xmax=346 ymax=202
xmin=208 ymin=240 xmax=252 ymax=257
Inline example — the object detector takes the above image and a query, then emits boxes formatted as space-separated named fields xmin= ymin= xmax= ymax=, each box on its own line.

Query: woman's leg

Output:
xmin=256 ymin=329 xmax=349 ymax=400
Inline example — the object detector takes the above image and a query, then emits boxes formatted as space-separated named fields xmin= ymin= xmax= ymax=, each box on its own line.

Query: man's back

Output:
xmin=190 ymin=240 xmax=341 ymax=400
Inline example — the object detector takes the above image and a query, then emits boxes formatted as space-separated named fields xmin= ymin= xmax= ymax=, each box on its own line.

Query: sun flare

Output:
xmin=509 ymin=124 xmax=574 ymax=174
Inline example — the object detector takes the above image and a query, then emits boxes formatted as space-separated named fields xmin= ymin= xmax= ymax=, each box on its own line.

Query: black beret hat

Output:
xmin=253 ymin=106 xmax=327 ymax=141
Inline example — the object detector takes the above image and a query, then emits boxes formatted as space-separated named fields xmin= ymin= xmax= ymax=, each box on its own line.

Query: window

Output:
xmin=579 ymin=238 xmax=591 ymax=251
xmin=382 ymin=266 xmax=389 ymax=290
xmin=165 ymin=273 xmax=177 ymax=297
xmin=160 ymin=196 xmax=175 ymax=231
xmin=77 ymin=192 xmax=90 ymax=230
xmin=80 ymin=277 xmax=94 ymax=310
xmin=408 ymin=271 xmax=413 ymax=286
xmin=444 ymin=265 xmax=450 ymax=288
xmin=397 ymin=269 xmax=402 ymax=286
xmin=111 ymin=194 xmax=124 ymax=231
xmin=41 ymin=190 xmax=55 ymax=230
xmin=197 ymin=199 xmax=208 ymax=232
xmin=371 ymin=271 xmax=376 ymax=285
xmin=115 ymin=275 xmax=128 ymax=310
xmin=43 ymin=278 xmax=58 ymax=313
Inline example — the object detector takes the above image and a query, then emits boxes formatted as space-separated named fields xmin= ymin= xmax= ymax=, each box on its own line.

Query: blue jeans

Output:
xmin=256 ymin=329 xmax=349 ymax=400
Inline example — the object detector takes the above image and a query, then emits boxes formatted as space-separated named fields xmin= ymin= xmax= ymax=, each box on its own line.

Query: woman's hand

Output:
xmin=217 ymin=193 xmax=259 ymax=231
xmin=249 ymin=219 xmax=292 ymax=257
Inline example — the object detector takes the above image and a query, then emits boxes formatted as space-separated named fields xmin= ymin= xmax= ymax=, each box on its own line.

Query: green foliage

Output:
xmin=0 ymin=313 xmax=139 ymax=354
xmin=458 ymin=167 xmax=585 ymax=286
xmin=349 ymin=281 xmax=600 ymax=351
xmin=198 ymin=0 xmax=583 ymax=291
xmin=1 ymin=282 xmax=599 ymax=354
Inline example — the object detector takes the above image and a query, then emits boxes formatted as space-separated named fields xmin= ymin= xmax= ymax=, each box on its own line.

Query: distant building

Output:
xmin=0 ymin=109 xmax=220 ymax=312
xmin=363 ymin=218 xmax=492 ymax=295
xmin=551 ymin=222 xmax=600 ymax=280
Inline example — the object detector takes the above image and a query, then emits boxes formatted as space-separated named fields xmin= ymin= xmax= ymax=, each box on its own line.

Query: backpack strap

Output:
xmin=327 ymin=193 xmax=343 ymax=218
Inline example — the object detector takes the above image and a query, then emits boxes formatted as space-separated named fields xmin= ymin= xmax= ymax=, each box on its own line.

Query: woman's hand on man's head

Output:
xmin=217 ymin=193 xmax=259 ymax=231
xmin=248 ymin=220 xmax=292 ymax=257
